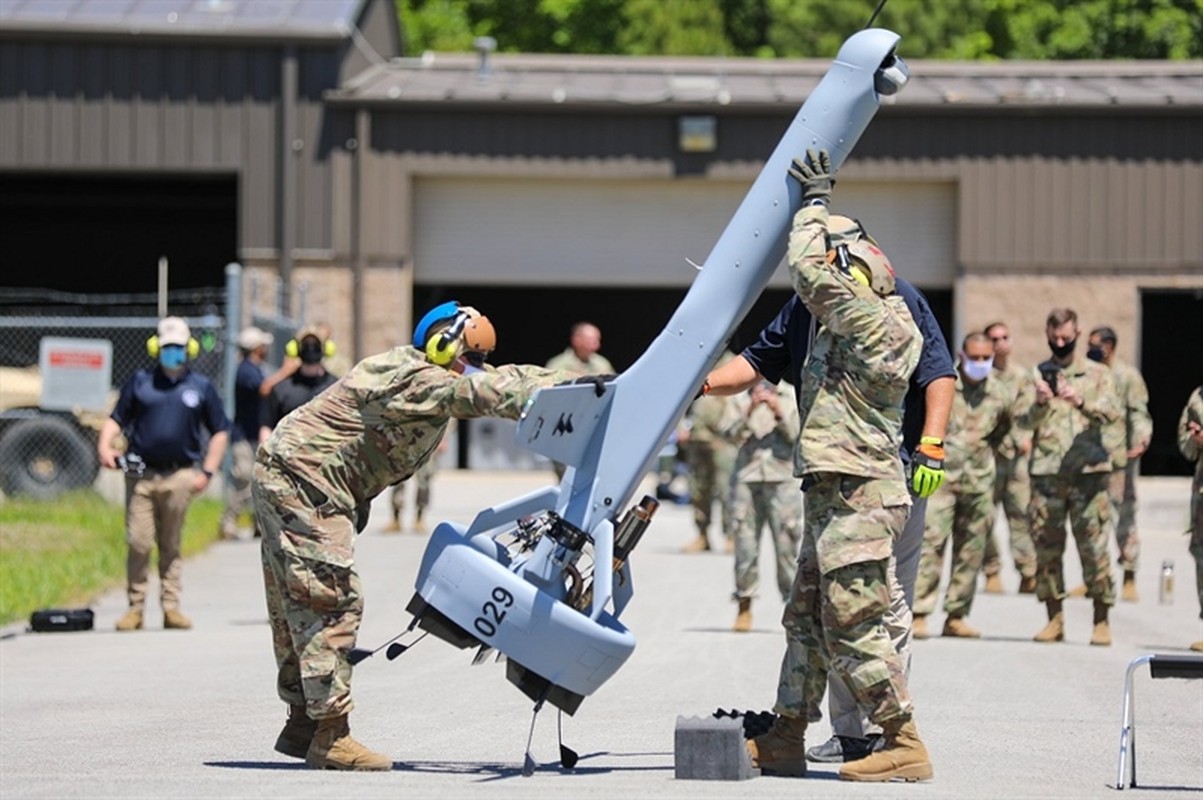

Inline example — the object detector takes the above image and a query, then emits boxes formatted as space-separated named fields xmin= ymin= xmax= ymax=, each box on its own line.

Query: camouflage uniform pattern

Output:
xmin=984 ymin=360 xmax=1037 ymax=580
xmin=772 ymin=204 xmax=920 ymax=727
xmin=254 ymin=347 xmax=566 ymax=719
xmin=915 ymin=373 xmax=1014 ymax=617
xmin=1177 ymin=386 xmax=1203 ymax=619
xmin=721 ymin=385 xmax=802 ymax=600
xmin=544 ymin=349 xmax=615 ymax=377
xmin=1102 ymin=359 xmax=1153 ymax=571
xmin=684 ymin=393 xmax=738 ymax=539
xmin=1027 ymin=356 xmax=1119 ymax=604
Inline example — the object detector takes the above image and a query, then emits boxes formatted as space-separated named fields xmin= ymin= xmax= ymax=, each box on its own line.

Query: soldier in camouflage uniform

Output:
xmin=1086 ymin=326 xmax=1153 ymax=602
xmin=743 ymin=150 xmax=932 ymax=783
xmin=720 ymin=379 xmax=802 ymax=631
xmin=545 ymin=322 xmax=616 ymax=480
xmin=981 ymin=322 xmax=1038 ymax=594
xmin=1027 ymin=308 xmax=1120 ymax=646
xmin=252 ymin=301 xmax=570 ymax=770
xmin=680 ymin=354 xmax=739 ymax=553
xmin=1176 ymin=384 xmax=1203 ymax=652
xmin=384 ymin=420 xmax=453 ymax=534
xmin=914 ymin=333 xmax=1017 ymax=639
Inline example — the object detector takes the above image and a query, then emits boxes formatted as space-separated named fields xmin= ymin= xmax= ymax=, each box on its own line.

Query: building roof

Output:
xmin=0 ymin=0 xmax=367 ymax=42
xmin=329 ymin=51 xmax=1203 ymax=111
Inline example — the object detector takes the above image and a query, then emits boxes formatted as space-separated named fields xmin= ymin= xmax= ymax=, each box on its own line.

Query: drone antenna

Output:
xmin=864 ymin=0 xmax=889 ymax=28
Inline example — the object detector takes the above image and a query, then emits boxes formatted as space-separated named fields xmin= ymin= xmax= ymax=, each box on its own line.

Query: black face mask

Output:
xmin=1087 ymin=345 xmax=1105 ymax=362
xmin=1049 ymin=337 xmax=1077 ymax=360
xmin=299 ymin=341 xmax=324 ymax=365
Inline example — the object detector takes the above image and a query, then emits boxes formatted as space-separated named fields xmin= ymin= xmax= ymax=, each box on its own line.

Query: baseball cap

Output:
xmin=157 ymin=316 xmax=192 ymax=347
xmin=237 ymin=326 xmax=274 ymax=350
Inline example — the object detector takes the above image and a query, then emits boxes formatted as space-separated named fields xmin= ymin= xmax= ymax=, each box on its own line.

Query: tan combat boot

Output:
xmin=306 ymin=714 xmax=391 ymax=771
xmin=115 ymin=608 xmax=143 ymax=632
xmin=163 ymin=609 xmax=192 ymax=630
xmin=1018 ymin=575 xmax=1037 ymax=594
xmin=1190 ymin=641 xmax=1203 ymax=653
xmin=681 ymin=533 xmax=711 ymax=553
xmin=1067 ymin=583 xmax=1088 ymax=598
xmin=412 ymin=513 xmax=426 ymax=535
xmin=381 ymin=519 xmax=402 ymax=534
xmin=733 ymin=598 xmax=752 ymax=632
xmin=839 ymin=716 xmax=933 ymax=782
xmin=1033 ymin=599 xmax=1065 ymax=643
xmin=746 ymin=714 xmax=807 ymax=777
xmin=1090 ymin=601 xmax=1112 ymax=646
xmin=983 ymin=573 xmax=1005 ymax=595
xmin=1121 ymin=571 xmax=1139 ymax=603
xmin=912 ymin=615 xmax=929 ymax=640
xmin=942 ymin=615 xmax=981 ymax=639
xmin=275 ymin=704 xmax=317 ymax=758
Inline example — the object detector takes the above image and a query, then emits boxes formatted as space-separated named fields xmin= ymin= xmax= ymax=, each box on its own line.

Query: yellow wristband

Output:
xmin=920 ymin=436 xmax=943 ymax=446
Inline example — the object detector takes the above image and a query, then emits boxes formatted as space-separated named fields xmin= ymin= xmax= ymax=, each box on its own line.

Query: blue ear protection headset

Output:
xmin=414 ymin=301 xmax=467 ymax=366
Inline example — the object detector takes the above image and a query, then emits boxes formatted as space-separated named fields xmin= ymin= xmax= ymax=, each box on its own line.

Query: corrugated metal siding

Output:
xmin=959 ymin=156 xmax=1203 ymax=272
xmin=0 ymin=39 xmax=345 ymax=254
xmin=408 ymin=176 xmax=956 ymax=288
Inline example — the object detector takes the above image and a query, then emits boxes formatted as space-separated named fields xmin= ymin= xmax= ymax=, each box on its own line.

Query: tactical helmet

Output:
xmin=414 ymin=301 xmax=495 ymax=367
xmin=828 ymin=214 xmax=880 ymax=247
xmin=843 ymin=240 xmax=896 ymax=296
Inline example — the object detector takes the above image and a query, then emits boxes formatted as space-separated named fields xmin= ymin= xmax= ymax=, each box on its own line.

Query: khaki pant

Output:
xmin=125 ymin=468 xmax=196 ymax=611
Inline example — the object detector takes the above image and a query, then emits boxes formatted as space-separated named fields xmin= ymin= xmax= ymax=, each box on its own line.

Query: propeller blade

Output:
xmin=559 ymin=745 xmax=579 ymax=770
xmin=346 ymin=648 xmax=374 ymax=665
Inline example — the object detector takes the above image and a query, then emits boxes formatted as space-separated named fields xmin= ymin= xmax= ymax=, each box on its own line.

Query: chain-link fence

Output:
xmin=0 ymin=269 xmax=306 ymax=499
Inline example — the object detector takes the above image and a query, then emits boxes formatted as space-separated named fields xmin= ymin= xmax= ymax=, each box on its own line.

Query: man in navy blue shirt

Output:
xmin=704 ymin=215 xmax=955 ymax=765
xmin=98 ymin=316 xmax=230 ymax=632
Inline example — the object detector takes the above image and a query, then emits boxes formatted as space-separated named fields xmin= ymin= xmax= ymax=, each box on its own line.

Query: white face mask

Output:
xmin=961 ymin=356 xmax=994 ymax=382
xmin=459 ymin=364 xmax=484 ymax=376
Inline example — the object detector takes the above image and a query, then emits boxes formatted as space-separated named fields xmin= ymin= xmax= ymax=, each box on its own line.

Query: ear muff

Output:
xmin=146 ymin=336 xmax=200 ymax=360
xmin=425 ymin=315 xmax=467 ymax=366
xmin=285 ymin=337 xmax=336 ymax=359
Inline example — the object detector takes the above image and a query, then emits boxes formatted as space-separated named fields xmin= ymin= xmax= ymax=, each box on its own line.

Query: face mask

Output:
xmin=299 ymin=340 xmax=324 ymax=365
xmin=961 ymin=357 xmax=993 ymax=382
xmin=1048 ymin=337 xmax=1076 ymax=360
xmin=159 ymin=345 xmax=187 ymax=370
xmin=1087 ymin=345 xmax=1105 ymax=362
xmin=459 ymin=364 xmax=484 ymax=376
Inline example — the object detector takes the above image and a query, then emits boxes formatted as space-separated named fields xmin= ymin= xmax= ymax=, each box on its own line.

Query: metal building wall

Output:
xmin=0 ymin=38 xmax=343 ymax=257
xmin=353 ymin=105 xmax=1203 ymax=276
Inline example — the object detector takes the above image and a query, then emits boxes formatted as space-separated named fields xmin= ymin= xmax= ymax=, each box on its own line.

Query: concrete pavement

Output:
xmin=1 ymin=472 xmax=1201 ymax=799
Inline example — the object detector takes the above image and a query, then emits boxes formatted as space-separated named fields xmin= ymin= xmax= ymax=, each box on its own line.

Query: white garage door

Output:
xmin=413 ymin=176 xmax=956 ymax=289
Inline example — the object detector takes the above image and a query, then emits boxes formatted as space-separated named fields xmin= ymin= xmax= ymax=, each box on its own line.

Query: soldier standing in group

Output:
xmin=545 ymin=321 xmax=616 ymax=479
xmin=1176 ymin=383 xmax=1203 ymax=653
xmin=253 ymin=302 xmax=572 ymax=770
xmin=1028 ymin=308 xmax=1119 ymax=646
xmin=981 ymin=321 xmax=1038 ymax=595
xmin=1082 ymin=325 xmax=1152 ymax=602
xmin=721 ymin=379 xmax=802 ymax=632
xmin=680 ymin=352 xmax=738 ymax=554
xmin=734 ymin=149 xmax=932 ymax=782
xmin=913 ymin=333 xmax=1017 ymax=639
xmin=384 ymin=421 xmax=453 ymax=535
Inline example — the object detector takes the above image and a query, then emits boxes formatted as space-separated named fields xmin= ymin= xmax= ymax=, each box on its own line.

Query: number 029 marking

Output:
xmin=473 ymin=586 xmax=514 ymax=638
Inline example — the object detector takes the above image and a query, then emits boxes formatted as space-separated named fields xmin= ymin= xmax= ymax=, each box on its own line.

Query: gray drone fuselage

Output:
xmin=411 ymin=28 xmax=909 ymax=713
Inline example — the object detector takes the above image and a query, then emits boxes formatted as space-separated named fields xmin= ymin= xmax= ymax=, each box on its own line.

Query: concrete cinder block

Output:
xmin=674 ymin=715 xmax=759 ymax=781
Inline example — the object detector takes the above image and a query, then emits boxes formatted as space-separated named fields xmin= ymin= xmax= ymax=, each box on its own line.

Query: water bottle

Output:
xmin=1159 ymin=560 xmax=1175 ymax=605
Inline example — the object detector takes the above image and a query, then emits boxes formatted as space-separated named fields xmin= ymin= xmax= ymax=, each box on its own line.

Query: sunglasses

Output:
xmin=463 ymin=351 xmax=489 ymax=368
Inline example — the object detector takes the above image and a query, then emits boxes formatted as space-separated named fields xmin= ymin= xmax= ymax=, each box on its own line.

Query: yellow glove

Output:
xmin=909 ymin=437 xmax=945 ymax=498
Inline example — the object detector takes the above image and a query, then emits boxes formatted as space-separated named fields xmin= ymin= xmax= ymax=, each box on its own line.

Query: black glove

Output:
xmin=788 ymin=148 xmax=834 ymax=207
xmin=556 ymin=374 xmax=616 ymax=397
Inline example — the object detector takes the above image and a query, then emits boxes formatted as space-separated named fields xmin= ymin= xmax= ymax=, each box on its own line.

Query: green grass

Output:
xmin=0 ymin=491 xmax=223 ymax=626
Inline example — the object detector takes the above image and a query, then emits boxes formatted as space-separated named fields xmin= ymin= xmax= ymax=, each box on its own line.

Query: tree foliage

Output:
xmin=396 ymin=0 xmax=1203 ymax=59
